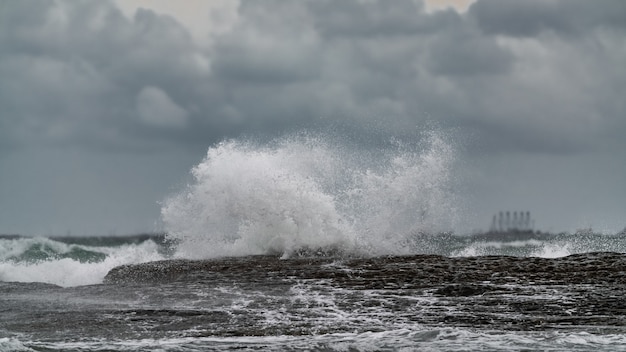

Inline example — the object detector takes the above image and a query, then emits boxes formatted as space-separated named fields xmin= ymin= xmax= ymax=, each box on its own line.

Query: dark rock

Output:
xmin=434 ymin=284 xmax=493 ymax=296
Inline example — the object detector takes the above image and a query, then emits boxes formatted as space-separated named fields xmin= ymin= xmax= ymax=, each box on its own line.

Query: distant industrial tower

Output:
xmin=490 ymin=211 xmax=533 ymax=232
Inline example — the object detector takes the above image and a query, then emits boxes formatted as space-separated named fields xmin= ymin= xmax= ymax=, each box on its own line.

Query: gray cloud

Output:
xmin=136 ymin=86 xmax=189 ymax=129
xmin=470 ymin=0 xmax=626 ymax=37
xmin=425 ymin=25 xmax=514 ymax=76
xmin=0 ymin=1 xmax=205 ymax=151
xmin=2 ymin=0 xmax=624 ymax=154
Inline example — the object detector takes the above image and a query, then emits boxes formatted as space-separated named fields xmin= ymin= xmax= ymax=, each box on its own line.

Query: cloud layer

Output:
xmin=3 ymin=0 xmax=625 ymax=153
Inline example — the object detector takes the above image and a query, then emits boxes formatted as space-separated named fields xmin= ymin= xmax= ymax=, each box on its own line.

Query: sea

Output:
xmin=2 ymin=132 xmax=626 ymax=351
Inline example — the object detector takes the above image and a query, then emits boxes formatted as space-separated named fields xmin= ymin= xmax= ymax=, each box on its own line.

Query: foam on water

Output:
xmin=450 ymin=232 xmax=626 ymax=258
xmin=162 ymin=131 xmax=458 ymax=259
xmin=0 ymin=237 xmax=165 ymax=287
xmin=19 ymin=330 xmax=626 ymax=352
xmin=0 ymin=338 xmax=34 ymax=352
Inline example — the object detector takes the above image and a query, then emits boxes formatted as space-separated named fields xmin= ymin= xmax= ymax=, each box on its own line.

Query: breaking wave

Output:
xmin=161 ymin=130 xmax=459 ymax=259
xmin=0 ymin=236 xmax=165 ymax=287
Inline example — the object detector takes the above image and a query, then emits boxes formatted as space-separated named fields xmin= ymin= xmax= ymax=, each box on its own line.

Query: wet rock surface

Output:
xmin=104 ymin=252 xmax=626 ymax=332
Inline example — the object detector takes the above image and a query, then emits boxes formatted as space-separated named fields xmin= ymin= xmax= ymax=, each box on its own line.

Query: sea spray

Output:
xmin=162 ymin=130 xmax=459 ymax=258
xmin=161 ymin=135 xmax=356 ymax=259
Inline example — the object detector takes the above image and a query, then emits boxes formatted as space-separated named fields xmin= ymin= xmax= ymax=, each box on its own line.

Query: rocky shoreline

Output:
xmin=103 ymin=252 xmax=626 ymax=331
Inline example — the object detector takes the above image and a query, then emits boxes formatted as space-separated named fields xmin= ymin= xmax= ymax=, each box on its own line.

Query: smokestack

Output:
xmin=506 ymin=211 xmax=511 ymax=231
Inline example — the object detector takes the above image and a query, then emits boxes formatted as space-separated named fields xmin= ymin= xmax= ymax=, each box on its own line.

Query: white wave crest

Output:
xmin=162 ymin=131 xmax=458 ymax=259
xmin=0 ymin=239 xmax=165 ymax=287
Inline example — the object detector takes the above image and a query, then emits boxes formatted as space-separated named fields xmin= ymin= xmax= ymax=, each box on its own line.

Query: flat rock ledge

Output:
xmin=104 ymin=252 xmax=626 ymax=287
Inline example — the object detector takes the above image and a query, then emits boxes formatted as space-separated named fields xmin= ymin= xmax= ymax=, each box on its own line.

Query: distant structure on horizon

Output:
xmin=489 ymin=211 xmax=534 ymax=233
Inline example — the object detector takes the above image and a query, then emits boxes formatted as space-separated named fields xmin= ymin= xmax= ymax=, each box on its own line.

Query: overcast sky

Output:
xmin=1 ymin=0 xmax=625 ymax=236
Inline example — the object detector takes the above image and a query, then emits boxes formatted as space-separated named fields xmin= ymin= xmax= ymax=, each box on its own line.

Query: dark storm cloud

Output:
xmin=1 ymin=0 xmax=625 ymax=154
xmin=0 ymin=1 xmax=208 ymax=151
xmin=206 ymin=0 xmax=626 ymax=154
xmin=470 ymin=0 xmax=626 ymax=37
xmin=309 ymin=0 xmax=439 ymax=37
xmin=425 ymin=26 xmax=513 ymax=76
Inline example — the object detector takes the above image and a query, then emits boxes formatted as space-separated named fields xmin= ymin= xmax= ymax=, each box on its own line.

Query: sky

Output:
xmin=1 ymin=0 xmax=625 ymax=236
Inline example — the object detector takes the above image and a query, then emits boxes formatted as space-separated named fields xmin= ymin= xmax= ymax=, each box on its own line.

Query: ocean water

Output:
xmin=2 ymin=133 xmax=626 ymax=351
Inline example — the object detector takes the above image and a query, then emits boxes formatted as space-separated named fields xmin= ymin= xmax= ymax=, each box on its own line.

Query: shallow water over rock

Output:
xmin=103 ymin=252 xmax=626 ymax=333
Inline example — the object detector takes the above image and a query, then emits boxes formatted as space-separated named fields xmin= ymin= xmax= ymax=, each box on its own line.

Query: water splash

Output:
xmin=162 ymin=130 xmax=459 ymax=259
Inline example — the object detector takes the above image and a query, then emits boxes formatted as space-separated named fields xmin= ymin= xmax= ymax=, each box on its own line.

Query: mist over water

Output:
xmin=162 ymin=130 xmax=459 ymax=259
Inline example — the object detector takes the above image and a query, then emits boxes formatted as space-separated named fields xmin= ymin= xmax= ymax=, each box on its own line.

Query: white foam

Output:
xmin=23 ymin=329 xmax=626 ymax=351
xmin=0 ymin=338 xmax=34 ymax=352
xmin=451 ymin=239 xmax=576 ymax=258
xmin=162 ymin=131 xmax=458 ymax=259
xmin=530 ymin=242 xmax=572 ymax=258
xmin=0 ymin=240 xmax=165 ymax=287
